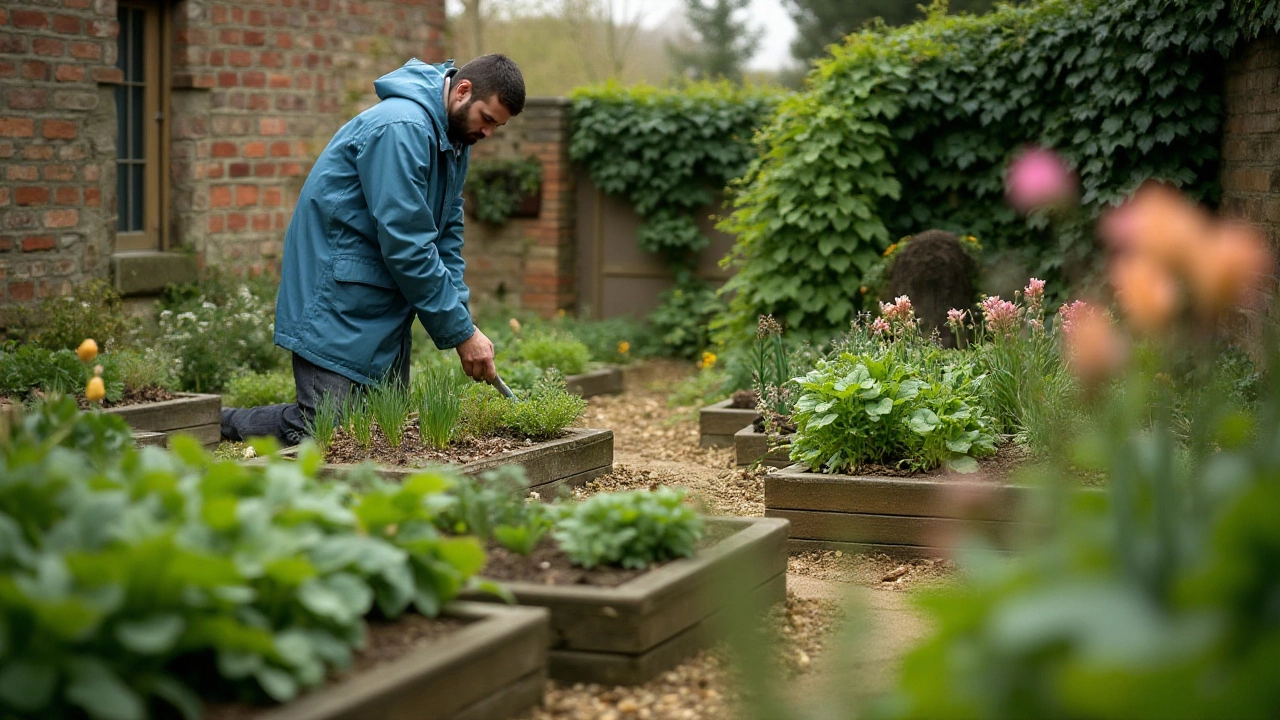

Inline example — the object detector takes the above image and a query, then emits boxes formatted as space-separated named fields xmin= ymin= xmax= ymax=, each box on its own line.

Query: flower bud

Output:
xmin=76 ymin=338 xmax=98 ymax=363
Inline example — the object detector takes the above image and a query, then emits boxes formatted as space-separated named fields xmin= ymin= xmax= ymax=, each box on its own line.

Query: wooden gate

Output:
xmin=575 ymin=177 xmax=736 ymax=319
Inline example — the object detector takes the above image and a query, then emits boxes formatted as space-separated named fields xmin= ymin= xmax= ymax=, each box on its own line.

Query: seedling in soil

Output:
xmin=307 ymin=391 xmax=342 ymax=453
xmin=345 ymin=392 xmax=375 ymax=452
xmin=418 ymin=363 xmax=464 ymax=450
xmin=368 ymin=376 xmax=414 ymax=450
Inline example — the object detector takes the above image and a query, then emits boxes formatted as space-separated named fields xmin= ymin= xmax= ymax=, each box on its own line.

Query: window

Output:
xmin=115 ymin=1 xmax=169 ymax=251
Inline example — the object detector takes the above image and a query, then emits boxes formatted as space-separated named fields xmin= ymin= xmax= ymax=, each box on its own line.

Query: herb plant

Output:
xmin=367 ymin=377 xmax=414 ymax=450
xmin=458 ymin=382 xmax=509 ymax=439
xmin=418 ymin=364 xmax=464 ymax=450
xmin=0 ymin=345 xmax=125 ymax=402
xmin=552 ymin=487 xmax=704 ymax=570
xmin=306 ymin=392 xmax=342 ymax=454
xmin=344 ymin=393 xmax=375 ymax=453
xmin=0 ymin=397 xmax=489 ymax=717
xmin=501 ymin=371 xmax=587 ymax=440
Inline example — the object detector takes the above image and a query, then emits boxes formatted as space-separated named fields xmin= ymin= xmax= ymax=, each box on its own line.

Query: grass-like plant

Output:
xmin=306 ymin=391 xmax=342 ymax=453
xmin=502 ymin=371 xmax=587 ymax=440
xmin=367 ymin=376 xmax=414 ymax=450
xmin=344 ymin=392 xmax=375 ymax=452
xmin=418 ymin=363 xmax=464 ymax=450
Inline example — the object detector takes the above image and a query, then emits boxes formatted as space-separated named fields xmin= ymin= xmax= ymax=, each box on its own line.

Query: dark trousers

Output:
xmin=221 ymin=342 xmax=410 ymax=448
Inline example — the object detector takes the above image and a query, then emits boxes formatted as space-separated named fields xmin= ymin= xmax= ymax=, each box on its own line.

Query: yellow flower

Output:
xmin=557 ymin=308 xmax=566 ymax=317
xmin=509 ymin=318 xmax=521 ymax=333
xmin=617 ymin=341 xmax=630 ymax=355
xmin=85 ymin=376 xmax=105 ymax=402
xmin=700 ymin=351 xmax=717 ymax=369
xmin=883 ymin=243 xmax=898 ymax=257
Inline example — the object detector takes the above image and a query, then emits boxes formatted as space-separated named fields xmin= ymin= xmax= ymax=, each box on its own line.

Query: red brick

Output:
xmin=0 ymin=33 xmax=25 ymax=54
xmin=13 ymin=10 xmax=50 ymax=30
xmin=82 ymin=165 xmax=98 ymax=181
xmin=280 ymin=162 xmax=304 ymax=177
xmin=92 ymin=67 xmax=123 ymax=83
xmin=15 ymin=187 xmax=50 ymax=206
xmin=268 ymin=73 xmax=292 ymax=88
xmin=32 ymin=37 xmax=65 ymax=56
xmin=0 ymin=118 xmax=35 ymax=138
xmin=247 ymin=94 xmax=269 ymax=111
xmin=219 ymin=29 xmax=242 ymax=44
xmin=84 ymin=187 xmax=99 ymax=206
xmin=43 ymin=165 xmax=73 ymax=181
xmin=208 ymin=215 xmax=225 ymax=233
xmin=0 ymin=61 xmax=15 ymax=78
xmin=43 ymin=209 xmax=77 ymax=228
xmin=52 ymin=14 xmax=80 ymax=34
xmin=207 ymin=163 xmax=224 ymax=179
xmin=23 ymin=146 xmax=53 ymax=160
xmin=227 ymin=213 xmax=247 ymax=231
xmin=245 ymin=30 xmax=266 ymax=46
xmin=242 ymin=72 xmax=265 ymax=88
xmin=8 ymin=89 xmax=47 ymax=110
xmin=87 ymin=19 xmax=114 ymax=38
xmin=235 ymin=185 xmax=259 ymax=206
xmin=0 ymin=188 xmax=9 ymax=206
xmin=260 ymin=118 xmax=286 ymax=135
xmin=54 ymin=187 xmax=79 ymax=205
xmin=252 ymin=213 xmax=271 ymax=231
xmin=9 ymin=282 xmax=35 ymax=301
xmin=69 ymin=41 xmax=101 ymax=60
xmin=21 ymin=62 xmax=50 ymax=82
xmin=229 ymin=50 xmax=252 ymax=67
xmin=270 ymin=141 xmax=292 ymax=157
xmin=218 ymin=71 xmax=238 ymax=87
xmin=6 ymin=166 xmax=37 ymax=181
xmin=264 ymin=187 xmax=283 ymax=206
xmin=253 ymin=163 xmax=276 ymax=177
xmin=55 ymin=64 xmax=85 ymax=82
xmin=42 ymin=120 xmax=77 ymax=140
xmin=22 ymin=236 xmax=56 ymax=252
xmin=210 ymin=186 xmax=232 ymax=207
xmin=242 ymin=141 xmax=267 ymax=158
xmin=212 ymin=141 xmax=238 ymax=158
xmin=248 ymin=9 xmax=267 ymax=25
xmin=229 ymin=162 xmax=251 ymax=178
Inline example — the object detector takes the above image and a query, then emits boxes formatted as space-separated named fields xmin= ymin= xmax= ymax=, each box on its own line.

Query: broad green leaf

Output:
xmin=150 ymin=675 xmax=202 ymax=720
xmin=65 ymin=658 xmax=144 ymax=720
xmin=254 ymin=665 xmax=299 ymax=702
xmin=115 ymin=615 xmax=185 ymax=655
xmin=908 ymin=409 xmax=940 ymax=435
xmin=0 ymin=659 xmax=56 ymax=711
xmin=946 ymin=456 xmax=979 ymax=474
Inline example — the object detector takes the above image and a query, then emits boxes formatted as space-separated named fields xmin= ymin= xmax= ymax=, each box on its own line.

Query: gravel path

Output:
xmin=515 ymin=360 xmax=952 ymax=720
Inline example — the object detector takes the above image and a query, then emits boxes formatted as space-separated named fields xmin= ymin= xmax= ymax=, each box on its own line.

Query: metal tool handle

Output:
xmin=488 ymin=374 xmax=517 ymax=400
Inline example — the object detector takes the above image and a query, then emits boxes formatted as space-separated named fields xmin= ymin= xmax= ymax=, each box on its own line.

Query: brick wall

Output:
xmin=0 ymin=0 xmax=447 ymax=315
xmin=462 ymin=98 xmax=577 ymax=316
xmin=0 ymin=1 xmax=121 ymax=306
xmin=1220 ymin=30 xmax=1280 ymax=246
xmin=169 ymin=0 xmax=447 ymax=277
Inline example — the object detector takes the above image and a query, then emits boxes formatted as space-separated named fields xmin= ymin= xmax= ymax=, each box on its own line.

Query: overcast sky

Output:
xmin=639 ymin=0 xmax=798 ymax=70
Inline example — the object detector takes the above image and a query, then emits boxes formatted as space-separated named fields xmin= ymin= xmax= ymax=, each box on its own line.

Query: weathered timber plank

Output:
xmin=787 ymin=537 xmax=1013 ymax=560
xmin=104 ymin=393 xmax=221 ymax=432
xmin=767 ymin=508 xmax=1020 ymax=549
xmin=565 ymin=367 xmax=624 ymax=398
xmin=548 ymin=572 xmax=786 ymax=685
xmin=133 ymin=431 xmax=167 ymax=448
xmin=734 ymin=425 xmax=791 ymax=468
xmin=766 ymin=469 xmax=1026 ymax=522
xmin=255 ymin=602 xmax=548 ymax=720
xmin=699 ymin=398 xmax=760 ymax=437
xmin=466 ymin=517 xmax=790 ymax=655
xmin=450 ymin=669 xmax=546 ymax=720
xmin=166 ymin=422 xmax=222 ymax=447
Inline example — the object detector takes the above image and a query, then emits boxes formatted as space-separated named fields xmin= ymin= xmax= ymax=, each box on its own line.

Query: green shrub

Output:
xmin=552 ymin=487 xmax=704 ymax=570
xmin=458 ymin=382 xmax=510 ymax=440
xmin=109 ymin=347 xmax=180 ymax=392
xmin=156 ymin=285 xmax=285 ymax=393
xmin=516 ymin=331 xmax=591 ymax=376
xmin=789 ymin=349 xmax=997 ymax=474
xmin=0 ymin=345 xmax=126 ymax=402
xmin=719 ymin=0 xmax=1267 ymax=345
xmin=502 ymin=371 xmax=587 ymax=440
xmin=6 ymin=279 xmax=133 ymax=351
xmin=464 ymin=156 xmax=542 ymax=225
xmin=648 ymin=275 xmax=724 ymax=359
xmin=0 ymin=396 xmax=487 ymax=716
xmin=225 ymin=368 xmax=295 ymax=407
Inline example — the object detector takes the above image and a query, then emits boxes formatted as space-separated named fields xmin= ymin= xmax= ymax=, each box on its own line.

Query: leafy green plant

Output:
xmin=367 ymin=377 xmax=414 ymax=450
xmin=306 ymin=392 xmax=342 ymax=454
xmin=515 ymin=331 xmax=591 ymax=376
xmin=552 ymin=487 xmax=704 ymax=570
xmin=789 ymin=349 xmax=997 ymax=473
xmin=417 ymin=364 xmax=464 ymax=450
xmin=225 ymin=368 xmax=296 ymax=408
xmin=0 ymin=345 xmax=125 ymax=402
xmin=6 ymin=279 xmax=133 ymax=351
xmin=502 ymin=371 xmax=587 ymax=440
xmin=464 ymin=156 xmax=543 ymax=225
xmin=434 ymin=467 xmax=553 ymax=556
xmin=0 ymin=396 xmax=488 ymax=718
xmin=648 ymin=275 xmax=725 ymax=359
xmin=155 ymin=285 xmax=286 ymax=393
xmin=719 ymin=0 xmax=1262 ymax=346
xmin=108 ymin=347 xmax=179 ymax=392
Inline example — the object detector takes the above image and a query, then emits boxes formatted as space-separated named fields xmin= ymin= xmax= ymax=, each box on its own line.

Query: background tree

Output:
xmin=558 ymin=0 xmax=645 ymax=81
xmin=666 ymin=0 xmax=762 ymax=83
xmin=782 ymin=0 xmax=1010 ymax=65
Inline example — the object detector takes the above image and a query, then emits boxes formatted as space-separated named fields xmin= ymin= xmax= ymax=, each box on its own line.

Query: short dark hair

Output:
xmin=457 ymin=54 xmax=525 ymax=116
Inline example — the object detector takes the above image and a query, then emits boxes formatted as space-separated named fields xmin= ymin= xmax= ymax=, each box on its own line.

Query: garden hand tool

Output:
xmin=488 ymin=373 xmax=518 ymax=401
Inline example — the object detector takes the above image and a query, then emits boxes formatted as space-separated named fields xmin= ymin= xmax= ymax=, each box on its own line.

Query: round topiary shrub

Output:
xmin=886 ymin=229 xmax=975 ymax=348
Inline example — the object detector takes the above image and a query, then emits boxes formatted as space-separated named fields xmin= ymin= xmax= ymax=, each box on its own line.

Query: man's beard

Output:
xmin=447 ymin=101 xmax=484 ymax=146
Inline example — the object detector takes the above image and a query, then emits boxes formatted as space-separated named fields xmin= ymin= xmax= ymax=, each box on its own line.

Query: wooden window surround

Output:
xmin=115 ymin=1 xmax=171 ymax=252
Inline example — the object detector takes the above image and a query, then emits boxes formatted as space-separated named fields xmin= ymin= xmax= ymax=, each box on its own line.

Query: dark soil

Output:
xmin=729 ymin=388 xmax=758 ymax=410
xmin=80 ymin=385 xmax=177 ymax=410
xmin=825 ymin=439 xmax=1031 ymax=481
xmin=203 ymin=614 xmax=470 ymax=720
xmin=886 ymin=229 xmax=976 ymax=349
xmin=481 ymin=521 xmax=739 ymax=587
xmin=325 ymin=422 xmax=546 ymax=466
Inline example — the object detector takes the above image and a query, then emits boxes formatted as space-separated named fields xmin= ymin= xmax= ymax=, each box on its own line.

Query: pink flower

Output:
xmin=947 ymin=308 xmax=967 ymax=325
xmin=870 ymin=317 xmax=891 ymax=336
xmin=1024 ymin=278 xmax=1045 ymax=301
xmin=1005 ymin=146 xmax=1077 ymax=214
xmin=879 ymin=295 xmax=915 ymax=324
xmin=981 ymin=296 xmax=1021 ymax=337
xmin=1058 ymin=300 xmax=1094 ymax=337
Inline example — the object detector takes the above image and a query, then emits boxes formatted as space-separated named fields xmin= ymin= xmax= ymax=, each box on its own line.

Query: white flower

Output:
xmin=177 ymin=312 xmax=197 ymax=322
xmin=202 ymin=301 xmax=217 ymax=310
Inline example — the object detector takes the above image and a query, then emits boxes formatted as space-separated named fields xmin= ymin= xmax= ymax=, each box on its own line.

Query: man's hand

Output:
xmin=455 ymin=326 xmax=496 ymax=382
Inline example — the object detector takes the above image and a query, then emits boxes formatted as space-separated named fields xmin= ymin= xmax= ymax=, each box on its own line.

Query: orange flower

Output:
xmin=1100 ymin=182 xmax=1211 ymax=274
xmin=76 ymin=338 xmax=98 ymax=363
xmin=85 ymin=376 xmax=105 ymax=403
xmin=1185 ymin=222 xmax=1275 ymax=316
xmin=1065 ymin=307 xmax=1126 ymax=387
xmin=1110 ymin=257 xmax=1180 ymax=334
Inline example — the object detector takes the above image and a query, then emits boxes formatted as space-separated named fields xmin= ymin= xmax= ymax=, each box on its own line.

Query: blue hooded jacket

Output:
xmin=274 ymin=59 xmax=473 ymax=385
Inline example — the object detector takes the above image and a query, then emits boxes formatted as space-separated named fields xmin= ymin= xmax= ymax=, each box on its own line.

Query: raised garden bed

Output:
xmin=289 ymin=427 xmax=614 ymax=494
xmin=564 ymin=366 xmax=624 ymax=398
xmin=463 ymin=516 xmax=790 ymax=685
xmin=734 ymin=424 xmax=791 ymax=469
xmin=699 ymin=398 xmax=760 ymax=448
xmin=766 ymin=451 xmax=1043 ymax=557
xmin=104 ymin=392 xmax=222 ymax=446
xmin=225 ymin=602 xmax=549 ymax=720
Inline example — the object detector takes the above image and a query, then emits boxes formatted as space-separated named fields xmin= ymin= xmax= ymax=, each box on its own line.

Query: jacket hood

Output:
xmin=373 ymin=59 xmax=456 ymax=150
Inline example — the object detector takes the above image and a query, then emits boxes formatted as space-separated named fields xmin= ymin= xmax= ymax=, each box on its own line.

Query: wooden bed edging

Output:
xmin=105 ymin=392 xmax=222 ymax=447
xmin=698 ymin=398 xmax=760 ymax=448
xmin=565 ymin=366 xmax=625 ymax=398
